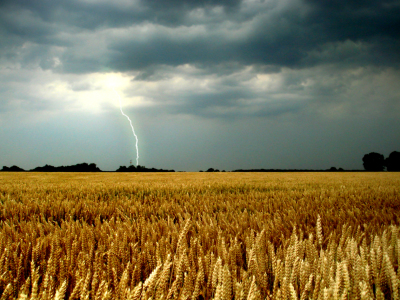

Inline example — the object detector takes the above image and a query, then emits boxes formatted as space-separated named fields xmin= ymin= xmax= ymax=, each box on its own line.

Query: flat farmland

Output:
xmin=0 ymin=172 xmax=399 ymax=300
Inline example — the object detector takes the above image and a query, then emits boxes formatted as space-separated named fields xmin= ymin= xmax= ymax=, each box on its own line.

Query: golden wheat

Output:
xmin=0 ymin=172 xmax=399 ymax=299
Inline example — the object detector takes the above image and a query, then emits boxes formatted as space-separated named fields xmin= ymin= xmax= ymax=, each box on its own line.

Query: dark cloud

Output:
xmin=104 ymin=0 xmax=400 ymax=73
xmin=305 ymin=0 xmax=400 ymax=39
xmin=0 ymin=0 xmax=399 ymax=74
xmin=0 ymin=0 xmax=242 ymax=30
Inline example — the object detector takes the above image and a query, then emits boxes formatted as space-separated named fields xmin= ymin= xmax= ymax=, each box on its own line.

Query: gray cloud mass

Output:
xmin=1 ymin=0 xmax=399 ymax=72
xmin=0 ymin=0 xmax=399 ymax=170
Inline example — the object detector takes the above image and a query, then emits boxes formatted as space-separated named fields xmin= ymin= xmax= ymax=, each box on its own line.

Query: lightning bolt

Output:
xmin=112 ymin=87 xmax=139 ymax=166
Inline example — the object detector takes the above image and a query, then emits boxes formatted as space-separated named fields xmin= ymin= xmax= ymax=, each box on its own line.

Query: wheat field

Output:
xmin=0 ymin=172 xmax=399 ymax=300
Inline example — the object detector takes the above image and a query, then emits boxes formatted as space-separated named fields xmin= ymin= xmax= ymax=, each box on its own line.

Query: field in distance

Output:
xmin=0 ymin=172 xmax=399 ymax=300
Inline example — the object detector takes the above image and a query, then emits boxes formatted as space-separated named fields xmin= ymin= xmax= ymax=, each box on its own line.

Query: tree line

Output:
xmin=1 ymin=151 xmax=399 ymax=172
xmin=0 ymin=163 xmax=175 ymax=172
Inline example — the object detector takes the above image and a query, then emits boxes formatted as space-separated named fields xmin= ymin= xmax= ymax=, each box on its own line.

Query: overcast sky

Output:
xmin=1 ymin=0 xmax=399 ymax=171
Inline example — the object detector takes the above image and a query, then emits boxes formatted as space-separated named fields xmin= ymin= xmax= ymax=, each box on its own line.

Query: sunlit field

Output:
xmin=0 ymin=172 xmax=399 ymax=300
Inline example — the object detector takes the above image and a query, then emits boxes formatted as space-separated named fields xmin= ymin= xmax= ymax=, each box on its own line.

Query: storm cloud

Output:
xmin=0 ymin=0 xmax=399 ymax=170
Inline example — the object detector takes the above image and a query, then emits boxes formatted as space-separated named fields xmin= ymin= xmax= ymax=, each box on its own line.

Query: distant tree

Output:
xmin=87 ymin=163 xmax=101 ymax=172
xmin=338 ymin=168 xmax=344 ymax=171
xmin=206 ymin=168 xmax=215 ymax=172
xmin=386 ymin=151 xmax=400 ymax=171
xmin=328 ymin=167 xmax=337 ymax=171
xmin=31 ymin=164 xmax=56 ymax=172
xmin=116 ymin=166 xmax=127 ymax=172
xmin=1 ymin=165 xmax=25 ymax=171
xmin=362 ymin=152 xmax=385 ymax=171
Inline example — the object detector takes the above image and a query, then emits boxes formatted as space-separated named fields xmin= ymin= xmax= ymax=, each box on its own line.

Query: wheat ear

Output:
xmin=0 ymin=283 xmax=13 ymax=300
xmin=317 ymin=215 xmax=323 ymax=247
xmin=55 ymin=280 xmax=68 ymax=300
xmin=132 ymin=281 xmax=143 ymax=300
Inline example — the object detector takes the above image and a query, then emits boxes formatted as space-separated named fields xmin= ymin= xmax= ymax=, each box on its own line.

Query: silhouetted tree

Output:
xmin=206 ymin=168 xmax=215 ymax=172
xmin=128 ymin=165 xmax=137 ymax=171
xmin=116 ymin=166 xmax=127 ymax=172
xmin=1 ymin=165 xmax=25 ymax=171
xmin=328 ymin=167 xmax=337 ymax=171
xmin=31 ymin=164 xmax=56 ymax=172
xmin=362 ymin=152 xmax=385 ymax=171
xmin=386 ymin=151 xmax=400 ymax=171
